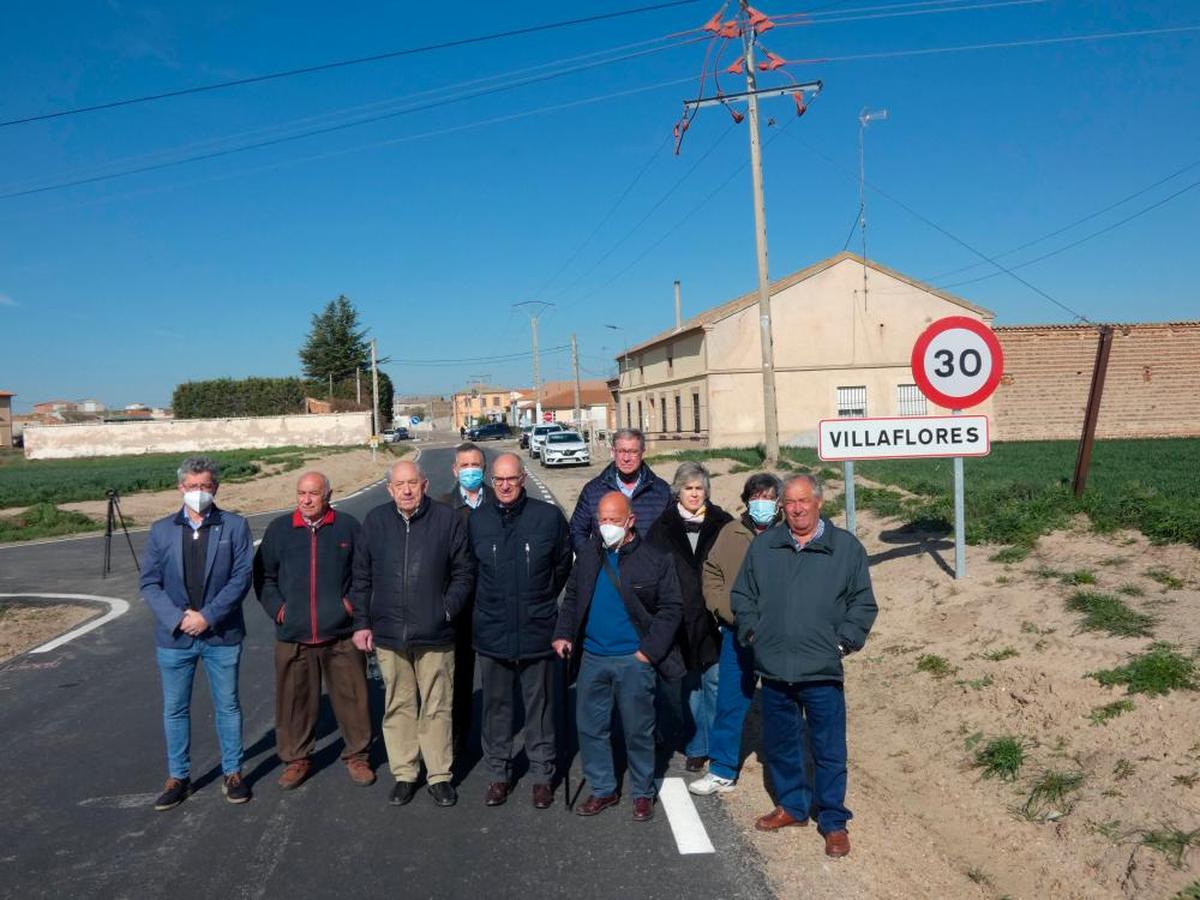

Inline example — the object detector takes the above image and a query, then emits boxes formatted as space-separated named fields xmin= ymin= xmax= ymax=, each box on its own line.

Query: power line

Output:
xmin=926 ymin=157 xmax=1200 ymax=281
xmin=797 ymin=23 xmax=1200 ymax=65
xmin=0 ymin=0 xmax=703 ymax=129
xmin=785 ymin=128 xmax=1093 ymax=322
xmin=939 ymin=176 xmax=1200 ymax=290
xmin=0 ymin=41 xmax=701 ymax=201
xmin=391 ymin=346 xmax=570 ymax=367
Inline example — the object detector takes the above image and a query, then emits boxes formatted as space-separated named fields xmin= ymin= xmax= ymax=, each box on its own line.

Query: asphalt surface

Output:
xmin=0 ymin=441 xmax=773 ymax=900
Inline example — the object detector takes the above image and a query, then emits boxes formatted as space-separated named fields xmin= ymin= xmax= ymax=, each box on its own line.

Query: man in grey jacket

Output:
xmin=731 ymin=474 xmax=877 ymax=858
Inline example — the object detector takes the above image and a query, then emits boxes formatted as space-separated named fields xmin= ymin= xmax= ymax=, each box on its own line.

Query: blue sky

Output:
xmin=1 ymin=0 xmax=1197 ymax=411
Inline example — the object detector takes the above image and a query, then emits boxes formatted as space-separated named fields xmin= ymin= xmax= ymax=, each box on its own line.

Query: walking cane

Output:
xmin=560 ymin=652 xmax=572 ymax=811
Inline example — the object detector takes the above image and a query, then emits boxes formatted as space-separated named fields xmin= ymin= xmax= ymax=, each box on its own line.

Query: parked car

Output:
xmin=540 ymin=431 xmax=590 ymax=468
xmin=519 ymin=425 xmax=533 ymax=449
xmin=382 ymin=426 xmax=410 ymax=443
xmin=528 ymin=423 xmax=564 ymax=459
xmin=467 ymin=422 xmax=510 ymax=441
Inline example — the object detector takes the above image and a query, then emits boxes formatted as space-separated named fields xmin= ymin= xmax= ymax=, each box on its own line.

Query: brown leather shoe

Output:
xmin=484 ymin=781 xmax=511 ymax=807
xmin=532 ymin=783 xmax=554 ymax=810
xmin=755 ymin=807 xmax=809 ymax=831
xmin=632 ymin=797 xmax=654 ymax=822
xmin=575 ymin=793 xmax=620 ymax=817
xmin=277 ymin=759 xmax=311 ymax=791
xmin=824 ymin=830 xmax=851 ymax=857
xmin=346 ymin=758 xmax=376 ymax=786
xmin=685 ymin=756 xmax=708 ymax=773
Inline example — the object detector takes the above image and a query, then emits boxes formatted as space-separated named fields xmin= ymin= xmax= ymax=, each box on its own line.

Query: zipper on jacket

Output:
xmin=402 ymin=517 xmax=411 ymax=645
xmin=309 ymin=527 xmax=319 ymax=644
xmin=524 ymin=541 xmax=531 ymax=581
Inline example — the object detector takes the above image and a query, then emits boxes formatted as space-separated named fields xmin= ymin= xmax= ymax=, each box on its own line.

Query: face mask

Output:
xmin=599 ymin=523 xmax=627 ymax=548
xmin=748 ymin=499 xmax=777 ymax=526
xmin=183 ymin=490 xmax=214 ymax=514
xmin=457 ymin=467 xmax=484 ymax=490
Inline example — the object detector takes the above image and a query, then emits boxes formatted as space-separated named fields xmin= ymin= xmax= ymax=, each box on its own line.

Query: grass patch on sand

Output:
xmin=1087 ymin=698 xmax=1135 ymax=726
xmin=973 ymin=736 xmax=1026 ymax=782
xmin=1065 ymin=591 xmax=1155 ymax=638
xmin=916 ymin=654 xmax=956 ymax=679
xmin=1088 ymin=644 xmax=1197 ymax=696
xmin=1018 ymin=770 xmax=1084 ymax=821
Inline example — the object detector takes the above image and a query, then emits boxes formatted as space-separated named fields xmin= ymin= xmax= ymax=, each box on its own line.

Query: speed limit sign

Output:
xmin=911 ymin=316 xmax=1004 ymax=410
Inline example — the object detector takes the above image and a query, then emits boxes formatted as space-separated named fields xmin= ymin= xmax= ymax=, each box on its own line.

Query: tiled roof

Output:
xmin=994 ymin=321 xmax=1200 ymax=332
xmin=621 ymin=251 xmax=993 ymax=358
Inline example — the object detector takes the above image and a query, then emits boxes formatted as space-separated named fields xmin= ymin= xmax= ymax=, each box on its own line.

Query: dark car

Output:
xmin=383 ymin=426 xmax=411 ymax=443
xmin=467 ymin=422 xmax=510 ymax=441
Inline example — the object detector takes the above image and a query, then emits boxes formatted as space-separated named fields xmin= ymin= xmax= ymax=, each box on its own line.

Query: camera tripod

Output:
xmin=102 ymin=489 xmax=139 ymax=578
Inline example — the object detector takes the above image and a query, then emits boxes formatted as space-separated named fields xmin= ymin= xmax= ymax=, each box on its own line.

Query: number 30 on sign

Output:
xmin=911 ymin=316 xmax=1004 ymax=410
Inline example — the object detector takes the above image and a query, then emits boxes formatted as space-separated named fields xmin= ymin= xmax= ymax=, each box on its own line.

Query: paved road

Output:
xmin=0 ymin=442 xmax=772 ymax=899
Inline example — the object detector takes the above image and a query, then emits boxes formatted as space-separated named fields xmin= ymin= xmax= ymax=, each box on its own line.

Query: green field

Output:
xmin=655 ymin=439 xmax=1200 ymax=549
xmin=0 ymin=446 xmax=354 ymax=508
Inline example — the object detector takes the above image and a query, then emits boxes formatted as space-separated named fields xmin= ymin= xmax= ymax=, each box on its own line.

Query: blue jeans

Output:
xmin=708 ymin=626 xmax=758 ymax=780
xmin=156 ymin=642 xmax=243 ymax=779
xmin=576 ymin=651 xmax=657 ymax=799
xmin=682 ymin=663 xmax=720 ymax=759
xmin=760 ymin=679 xmax=851 ymax=834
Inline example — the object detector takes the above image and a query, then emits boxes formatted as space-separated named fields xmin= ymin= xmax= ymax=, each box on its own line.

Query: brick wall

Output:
xmin=993 ymin=323 xmax=1200 ymax=441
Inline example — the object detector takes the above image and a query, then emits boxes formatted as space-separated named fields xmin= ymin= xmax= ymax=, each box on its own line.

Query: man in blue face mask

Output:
xmin=439 ymin=442 xmax=493 ymax=755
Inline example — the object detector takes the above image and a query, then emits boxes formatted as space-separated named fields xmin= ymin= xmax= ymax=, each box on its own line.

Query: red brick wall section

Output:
xmin=992 ymin=323 xmax=1200 ymax=440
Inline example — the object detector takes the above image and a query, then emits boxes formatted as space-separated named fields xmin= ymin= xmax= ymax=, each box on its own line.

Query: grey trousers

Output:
xmin=478 ymin=655 xmax=556 ymax=785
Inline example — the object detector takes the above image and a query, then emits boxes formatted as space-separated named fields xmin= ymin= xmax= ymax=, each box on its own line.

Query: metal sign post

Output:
xmin=952 ymin=410 xmax=966 ymax=579
xmin=843 ymin=460 xmax=856 ymax=534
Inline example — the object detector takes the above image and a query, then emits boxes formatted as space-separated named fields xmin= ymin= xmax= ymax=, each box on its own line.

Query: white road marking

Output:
xmin=0 ymin=593 xmax=131 ymax=654
xmin=657 ymin=776 xmax=716 ymax=855
xmin=78 ymin=793 xmax=160 ymax=810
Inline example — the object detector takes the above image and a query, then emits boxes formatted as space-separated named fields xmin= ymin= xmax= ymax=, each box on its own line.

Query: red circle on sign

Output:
xmin=543 ymin=412 xmax=553 ymax=422
xmin=910 ymin=316 xmax=1004 ymax=410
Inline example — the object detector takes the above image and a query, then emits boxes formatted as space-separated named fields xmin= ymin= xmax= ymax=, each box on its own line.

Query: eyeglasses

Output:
xmin=492 ymin=475 xmax=524 ymax=485
xmin=614 ymin=449 xmax=642 ymax=457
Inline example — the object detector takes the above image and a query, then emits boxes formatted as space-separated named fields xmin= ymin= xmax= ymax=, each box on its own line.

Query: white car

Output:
xmin=540 ymin=431 xmax=590 ymax=467
xmin=529 ymin=423 xmax=564 ymax=459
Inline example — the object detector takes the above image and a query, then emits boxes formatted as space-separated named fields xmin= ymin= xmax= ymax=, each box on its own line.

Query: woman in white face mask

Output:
xmin=643 ymin=461 xmax=732 ymax=772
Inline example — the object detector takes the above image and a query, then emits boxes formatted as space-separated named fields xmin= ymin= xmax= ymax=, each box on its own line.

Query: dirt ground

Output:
xmin=15 ymin=447 xmax=403 ymax=525
xmin=0 ymin=602 xmax=97 ymax=664
xmin=534 ymin=450 xmax=1200 ymax=900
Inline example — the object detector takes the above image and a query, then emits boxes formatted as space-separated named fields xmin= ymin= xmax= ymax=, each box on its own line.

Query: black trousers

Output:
xmin=452 ymin=608 xmax=475 ymax=749
xmin=478 ymin=655 xmax=555 ymax=785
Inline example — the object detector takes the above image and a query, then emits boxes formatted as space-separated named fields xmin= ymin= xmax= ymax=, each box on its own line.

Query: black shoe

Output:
xmin=428 ymin=781 xmax=458 ymax=807
xmin=154 ymin=777 xmax=190 ymax=811
xmin=222 ymin=773 xmax=251 ymax=804
xmin=389 ymin=781 xmax=417 ymax=807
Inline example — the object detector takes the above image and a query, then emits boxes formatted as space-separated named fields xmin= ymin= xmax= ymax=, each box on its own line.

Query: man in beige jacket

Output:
xmin=689 ymin=473 xmax=782 ymax=796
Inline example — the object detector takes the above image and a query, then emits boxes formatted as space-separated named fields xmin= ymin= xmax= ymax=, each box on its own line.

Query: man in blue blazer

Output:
xmin=139 ymin=456 xmax=254 ymax=811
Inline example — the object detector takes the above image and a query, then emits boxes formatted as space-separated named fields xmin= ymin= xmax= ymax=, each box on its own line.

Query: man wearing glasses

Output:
xmin=140 ymin=456 xmax=254 ymax=811
xmin=468 ymin=453 xmax=572 ymax=809
xmin=569 ymin=428 xmax=670 ymax=551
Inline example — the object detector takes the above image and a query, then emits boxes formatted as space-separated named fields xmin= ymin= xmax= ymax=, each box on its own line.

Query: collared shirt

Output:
xmin=790 ymin=518 xmax=826 ymax=551
xmin=293 ymin=507 xmax=336 ymax=531
xmin=178 ymin=505 xmax=213 ymax=535
xmin=460 ymin=486 xmax=484 ymax=509
xmin=616 ymin=474 xmax=640 ymax=499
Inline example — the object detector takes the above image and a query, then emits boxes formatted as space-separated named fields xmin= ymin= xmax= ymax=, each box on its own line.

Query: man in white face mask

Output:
xmin=553 ymin=491 xmax=684 ymax=821
xmin=140 ymin=455 xmax=254 ymax=812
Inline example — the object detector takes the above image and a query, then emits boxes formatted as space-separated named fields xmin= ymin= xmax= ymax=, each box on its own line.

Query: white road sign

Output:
xmin=818 ymin=415 xmax=991 ymax=461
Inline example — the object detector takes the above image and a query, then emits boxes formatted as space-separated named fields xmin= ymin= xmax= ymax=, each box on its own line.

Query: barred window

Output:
xmin=836 ymin=386 xmax=867 ymax=418
xmin=896 ymin=384 xmax=927 ymax=417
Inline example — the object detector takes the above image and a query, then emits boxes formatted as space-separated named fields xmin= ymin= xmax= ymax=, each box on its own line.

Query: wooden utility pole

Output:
xmin=1072 ymin=325 xmax=1114 ymax=497
xmin=740 ymin=0 xmax=780 ymax=464
xmin=370 ymin=338 xmax=381 ymax=437
xmin=355 ymin=366 xmax=361 ymax=405
xmin=328 ymin=372 xmax=333 ymax=400
xmin=571 ymin=333 xmax=582 ymax=427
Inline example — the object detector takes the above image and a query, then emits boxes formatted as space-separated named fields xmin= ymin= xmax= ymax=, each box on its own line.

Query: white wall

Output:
xmin=24 ymin=412 xmax=372 ymax=459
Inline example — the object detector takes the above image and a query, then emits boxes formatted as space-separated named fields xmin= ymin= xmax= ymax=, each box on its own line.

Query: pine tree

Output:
xmin=299 ymin=295 xmax=369 ymax=383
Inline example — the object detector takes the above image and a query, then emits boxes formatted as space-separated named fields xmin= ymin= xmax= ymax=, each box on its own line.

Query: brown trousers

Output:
xmin=274 ymin=638 xmax=371 ymax=763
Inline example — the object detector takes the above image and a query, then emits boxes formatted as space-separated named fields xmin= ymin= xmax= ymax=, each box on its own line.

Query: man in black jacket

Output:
xmin=568 ymin=428 xmax=670 ymax=551
xmin=350 ymin=459 xmax=474 ymax=808
xmin=438 ymin=442 xmax=494 ymax=755
xmin=468 ymin=452 xmax=572 ymax=810
xmin=254 ymin=471 xmax=373 ymax=791
xmin=553 ymin=491 xmax=683 ymax=822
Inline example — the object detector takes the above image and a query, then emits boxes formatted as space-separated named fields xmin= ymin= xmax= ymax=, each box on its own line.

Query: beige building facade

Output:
xmin=452 ymin=386 xmax=519 ymax=430
xmin=0 ymin=392 xmax=13 ymax=448
xmin=614 ymin=253 xmax=995 ymax=448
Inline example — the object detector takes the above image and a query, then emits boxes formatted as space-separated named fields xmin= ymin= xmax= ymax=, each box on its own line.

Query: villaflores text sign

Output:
xmin=817 ymin=415 xmax=991 ymax=461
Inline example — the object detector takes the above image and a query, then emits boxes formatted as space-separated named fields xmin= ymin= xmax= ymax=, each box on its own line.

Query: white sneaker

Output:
xmin=688 ymin=773 xmax=736 ymax=796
